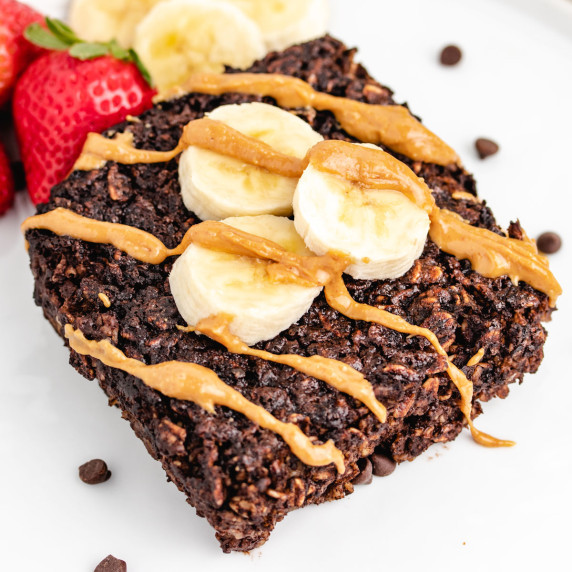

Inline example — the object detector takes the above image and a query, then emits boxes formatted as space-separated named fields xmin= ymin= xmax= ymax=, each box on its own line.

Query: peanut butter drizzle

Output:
xmin=191 ymin=220 xmax=348 ymax=286
xmin=467 ymin=347 xmax=486 ymax=367
xmin=194 ymin=314 xmax=387 ymax=423
xmin=323 ymin=276 xmax=514 ymax=448
xmin=64 ymin=324 xmax=345 ymax=473
xmin=308 ymin=140 xmax=436 ymax=214
xmin=182 ymin=73 xmax=460 ymax=166
xmin=307 ymin=140 xmax=561 ymax=306
xmin=21 ymin=208 xmax=348 ymax=281
xmin=74 ymin=118 xmax=305 ymax=178
xmin=21 ymin=208 xmax=187 ymax=265
xmin=74 ymin=132 xmax=137 ymax=171
xmin=184 ymin=118 xmax=305 ymax=178
xmin=429 ymin=209 xmax=561 ymax=306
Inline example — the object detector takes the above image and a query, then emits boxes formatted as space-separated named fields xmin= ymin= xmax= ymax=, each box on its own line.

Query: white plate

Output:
xmin=1 ymin=1 xmax=571 ymax=570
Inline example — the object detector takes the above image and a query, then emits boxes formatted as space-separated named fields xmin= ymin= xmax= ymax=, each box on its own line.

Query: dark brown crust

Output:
xmin=26 ymin=36 xmax=553 ymax=552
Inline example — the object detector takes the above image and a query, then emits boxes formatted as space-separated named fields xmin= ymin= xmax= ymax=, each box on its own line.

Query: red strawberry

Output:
xmin=13 ymin=19 xmax=155 ymax=205
xmin=0 ymin=0 xmax=45 ymax=107
xmin=0 ymin=141 xmax=15 ymax=215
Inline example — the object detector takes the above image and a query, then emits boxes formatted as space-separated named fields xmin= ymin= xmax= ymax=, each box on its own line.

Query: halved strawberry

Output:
xmin=0 ymin=140 xmax=15 ymax=215
xmin=0 ymin=0 xmax=45 ymax=107
xmin=13 ymin=19 xmax=156 ymax=205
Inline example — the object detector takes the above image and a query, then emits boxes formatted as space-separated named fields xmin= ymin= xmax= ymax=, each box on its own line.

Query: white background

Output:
xmin=1 ymin=0 xmax=571 ymax=570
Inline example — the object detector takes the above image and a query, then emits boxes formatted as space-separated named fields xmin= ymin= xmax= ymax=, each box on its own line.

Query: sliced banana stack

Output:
xmin=133 ymin=0 xmax=266 ymax=91
xmin=293 ymin=146 xmax=431 ymax=280
xmin=169 ymin=215 xmax=322 ymax=346
xmin=69 ymin=0 xmax=166 ymax=48
xmin=223 ymin=0 xmax=330 ymax=51
xmin=70 ymin=0 xmax=330 ymax=54
xmin=179 ymin=102 xmax=323 ymax=221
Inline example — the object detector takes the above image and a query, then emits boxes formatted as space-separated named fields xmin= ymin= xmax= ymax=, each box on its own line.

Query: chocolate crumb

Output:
xmin=475 ymin=138 xmax=499 ymax=159
xmin=351 ymin=458 xmax=373 ymax=485
xmin=79 ymin=459 xmax=111 ymax=485
xmin=371 ymin=451 xmax=397 ymax=477
xmin=440 ymin=45 xmax=462 ymax=66
xmin=537 ymin=232 xmax=562 ymax=254
xmin=94 ymin=555 xmax=126 ymax=572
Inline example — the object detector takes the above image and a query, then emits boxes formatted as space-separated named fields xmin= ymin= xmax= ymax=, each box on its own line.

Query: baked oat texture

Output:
xmin=26 ymin=36 xmax=553 ymax=552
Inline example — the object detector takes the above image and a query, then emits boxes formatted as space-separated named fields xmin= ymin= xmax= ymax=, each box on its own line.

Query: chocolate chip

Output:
xmin=351 ymin=458 xmax=373 ymax=485
xmin=475 ymin=138 xmax=499 ymax=159
xmin=440 ymin=45 xmax=462 ymax=66
xmin=94 ymin=555 xmax=127 ymax=572
xmin=537 ymin=232 xmax=562 ymax=254
xmin=11 ymin=161 xmax=26 ymax=192
xmin=371 ymin=451 xmax=397 ymax=477
xmin=79 ymin=459 xmax=111 ymax=485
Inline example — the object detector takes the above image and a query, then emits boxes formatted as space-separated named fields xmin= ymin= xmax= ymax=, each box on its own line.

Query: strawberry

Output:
xmin=0 ymin=140 xmax=15 ymax=215
xmin=13 ymin=19 xmax=155 ymax=205
xmin=0 ymin=0 xmax=45 ymax=107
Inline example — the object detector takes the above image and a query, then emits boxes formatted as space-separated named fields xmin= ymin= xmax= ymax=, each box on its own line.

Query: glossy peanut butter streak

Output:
xmin=181 ymin=73 xmax=460 ymax=166
xmin=75 ymin=118 xmax=305 ymax=177
xmin=65 ymin=325 xmax=345 ymax=473
xmin=74 ymin=132 xmax=135 ymax=171
xmin=23 ymin=208 xmax=348 ymax=281
xmin=73 ymin=123 xmax=561 ymax=306
xmin=194 ymin=314 xmax=387 ymax=423
xmin=430 ymin=209 xmax=561 ymax=306
xmin=324 ymin=276 xmax=514 ymax=448
xmin=22 ymin=208 xmax=188 ymax=265
xmin=308 ymin=140 xmax=436 ymax=213
xmin=467 ymin=348 xmax=486 ymax=367
xmin=87 ymin=72 xmax=458 ymax=167
xmin=308 ymin=141 xmax=561 ymax=306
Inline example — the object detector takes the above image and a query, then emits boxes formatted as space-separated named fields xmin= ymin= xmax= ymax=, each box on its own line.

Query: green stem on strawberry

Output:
xmin=24 ymin=18 xmax=153 ymax=87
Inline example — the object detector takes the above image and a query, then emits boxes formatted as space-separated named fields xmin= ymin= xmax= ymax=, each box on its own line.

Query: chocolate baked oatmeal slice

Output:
xmin=24 ymin=36 xmax=556 ymax=552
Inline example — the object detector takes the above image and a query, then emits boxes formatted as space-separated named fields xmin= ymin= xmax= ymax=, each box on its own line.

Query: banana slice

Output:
xmin=223 ymin=0 xmax=330 ymax=51
xmin=179 ymin=102 xmax=323 ymax=221
xmin=293 ymin=154 xmax=430 ymax=280
xmin=133 ymin=0 xmax=266 ymax=92
xmin=69 ymin=0 xmax=166 ymax=48
xmin=169 ymin=215 xmax=322 ymax=346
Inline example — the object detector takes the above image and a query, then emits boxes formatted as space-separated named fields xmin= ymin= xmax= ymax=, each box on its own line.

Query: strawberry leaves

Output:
xmin=25 ymin=18 xmax=153 ymax=86
xmin=45 ymin=17 xmax=81 ymax=45
xmin=69 ymin=43 xmax=111 ymax=60
xmin=24 ymin=23 xmax=69 ymax=51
